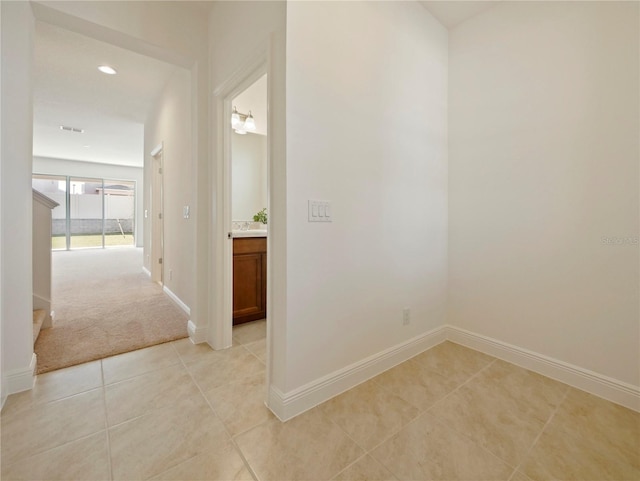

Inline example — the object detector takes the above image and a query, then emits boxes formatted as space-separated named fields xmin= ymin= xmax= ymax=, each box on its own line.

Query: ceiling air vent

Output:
xmin=59 ymin=125 xmax=84 ymax=133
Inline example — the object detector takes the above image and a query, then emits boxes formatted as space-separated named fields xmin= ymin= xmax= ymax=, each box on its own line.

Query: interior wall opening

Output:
xmin=230 ymin=74 xmax=268 ymax=329
xmin=30 ymin=18 xmax=190 ymax=374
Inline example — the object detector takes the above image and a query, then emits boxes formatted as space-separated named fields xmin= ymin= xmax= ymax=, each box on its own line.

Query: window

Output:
xmin=32 ymin=174 xmax=135 ymax=249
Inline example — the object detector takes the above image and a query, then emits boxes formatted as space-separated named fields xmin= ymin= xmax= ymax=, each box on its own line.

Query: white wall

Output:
xmin=1 ymin=1 xmax=36 ymax=400
xmin=209 ymin=1 xmax=287 ymax=387
xmin=285 ymin=2 xmax=448 ymax=390
xmin=449 ymin=2 xmax=639 ymax=387
xmin=145 ymin=67 xmax=194 ymax=310
xmin=232 ymin=133 xmax=267 ymax=221
xmin=0 ymin=0 xmax=4 ymax=406
xmin=33 ymin=156 xmax=143 ymax=245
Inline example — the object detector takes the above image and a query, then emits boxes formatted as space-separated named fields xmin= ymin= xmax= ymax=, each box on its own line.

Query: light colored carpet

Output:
xmin=35 ymin=248 xmax=188 ymax=374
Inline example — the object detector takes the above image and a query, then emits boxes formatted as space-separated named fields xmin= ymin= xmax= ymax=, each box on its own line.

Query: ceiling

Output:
xmin=233 ymin=75 xmax=268 ymax=137
xmin=32 ymin=2 xmax=494 ymax=168
xmin=420 ymin=1 xmax=500 ymax=29
xmin=33 ymin=21 xmax=178 ymax=168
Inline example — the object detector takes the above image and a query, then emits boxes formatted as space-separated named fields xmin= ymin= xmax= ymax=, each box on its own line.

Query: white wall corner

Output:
xmin=267 ymin=326 xmax=448 ymax=421
xmin=187 ymin=319 xmax=208 ymax=344
xmin=162 ymin=285 xmax=190 ymax=316
xmin=446 ymin=326 xmax=640 ymax=413
xmin=4 ymin=353 xmax=36 ymax=398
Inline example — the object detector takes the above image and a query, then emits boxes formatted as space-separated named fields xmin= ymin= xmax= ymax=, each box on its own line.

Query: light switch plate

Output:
xmin=183 ymin=205 xmax=190 ymax=219
xmin=308 ymin=200 xmax=331 ymax=222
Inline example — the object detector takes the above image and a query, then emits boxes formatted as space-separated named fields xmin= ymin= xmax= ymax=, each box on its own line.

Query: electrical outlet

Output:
xmin=169 ymin=269 xmax=173 ymax=281
xmin=402 ymin=308 xmax=410 ymax=325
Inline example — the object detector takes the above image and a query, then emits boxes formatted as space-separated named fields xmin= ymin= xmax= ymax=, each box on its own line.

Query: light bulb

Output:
xmin=231 ymin=107 xmax=242 ymax=129
xmin=244 ymin=112 xmax=256 ymax=132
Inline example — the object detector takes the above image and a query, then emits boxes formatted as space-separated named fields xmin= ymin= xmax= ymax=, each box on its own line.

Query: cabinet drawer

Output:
xmin=233 ymin=237 xmax=266 ymax=255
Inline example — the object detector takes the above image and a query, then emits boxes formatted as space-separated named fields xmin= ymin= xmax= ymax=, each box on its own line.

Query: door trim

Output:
xmin=150 ymin=144 xmax=164 ymax=285
xmin=212 ymin=50 xmax=268 ymax=352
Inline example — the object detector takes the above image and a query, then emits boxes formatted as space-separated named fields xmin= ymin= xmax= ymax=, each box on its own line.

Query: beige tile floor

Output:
xmin=2 ymin=318 xmax=639 ymax=481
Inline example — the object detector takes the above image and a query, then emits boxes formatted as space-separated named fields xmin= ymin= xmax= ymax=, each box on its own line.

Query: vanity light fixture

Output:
xmin=231 ymin=106 xmax=256 ymax=134
xmin=98 ymin=65 xmax=117 ymax=75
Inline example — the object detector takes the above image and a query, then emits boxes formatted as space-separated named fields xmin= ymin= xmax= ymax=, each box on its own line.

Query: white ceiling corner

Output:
xmin=419 ymin=1 xmax=501 ymax=29
xmin=33 ymin=21 xmax=179 ymax=168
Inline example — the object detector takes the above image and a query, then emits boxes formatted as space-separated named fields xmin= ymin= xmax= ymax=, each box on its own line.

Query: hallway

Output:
xmin=34 ymin=248 xmax=188 ymax=373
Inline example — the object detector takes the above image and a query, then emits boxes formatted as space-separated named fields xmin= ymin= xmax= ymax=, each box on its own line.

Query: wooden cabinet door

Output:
xmin=233 ymin=252 xmax=265 ymax=324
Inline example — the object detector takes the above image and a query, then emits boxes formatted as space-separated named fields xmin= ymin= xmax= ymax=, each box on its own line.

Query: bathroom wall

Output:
xmin=232 ymin=133 xmax=267 ymax=222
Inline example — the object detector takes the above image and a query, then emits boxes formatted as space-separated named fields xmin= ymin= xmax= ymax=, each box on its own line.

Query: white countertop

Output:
xmin=232 ymin=229 xmax=267 ymax=238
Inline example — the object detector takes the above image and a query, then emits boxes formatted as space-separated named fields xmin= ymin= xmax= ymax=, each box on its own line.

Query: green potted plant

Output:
xmin=253 ymin=208 xmax=267 ymax=225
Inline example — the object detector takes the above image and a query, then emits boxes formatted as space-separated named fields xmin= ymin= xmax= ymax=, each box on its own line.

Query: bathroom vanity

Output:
xmin=232 ymin=232 xmax=267 ymax=325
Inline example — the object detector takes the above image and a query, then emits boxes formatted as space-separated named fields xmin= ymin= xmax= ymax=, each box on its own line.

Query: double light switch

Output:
xmin=308 ymin=200 xmax=331 ymax=222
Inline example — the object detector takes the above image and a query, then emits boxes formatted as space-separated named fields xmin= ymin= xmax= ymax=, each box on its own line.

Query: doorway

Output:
xmin=215 ymin=59 xmax=269 ymax=351
xmin=150 ymin=146 xmax=164 ymax=285
xmin=230 ymin=75 xmax=268 ymax=327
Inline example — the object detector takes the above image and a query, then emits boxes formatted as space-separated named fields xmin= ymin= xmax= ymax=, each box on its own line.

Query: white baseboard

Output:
xmin=142 ymin=266 xmax=151 ymax=278
xmin=162 ymin=286 xmax=190 ymax=316
xmin=446 ymin=326 xmax=640 ymax=412
xmin=267 ymin=325 xmax=448 ymax=421
xmin=267 ymin=324 xmax=640 ymax=421
xmin=187 ymin=320 xmax=208 ymax=344
xmin=4 ymin=353 xmax=37 ymax=398
xmin=33 ymin=294 xmax=53 ymax=329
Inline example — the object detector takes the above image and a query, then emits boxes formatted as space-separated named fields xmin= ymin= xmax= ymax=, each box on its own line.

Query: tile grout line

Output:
xmin=424 ymin=359 xmax=572 ymax=478
xmin=427 ymin=357 xmax=498 ymax=408
xmin=318 ymin=407 xmax=371 ymax=476
xmin=100 ymin=359 xmax=115 ymax=481
xmin=315 ymin=376 xmax=419 ymax=466
xmin=101 ymin=347 xmax=189 ymax=431
xmin=118 ymin=343 xmax=207 ymax=481
xmin=363 ymin=360 xmax=503 ymax=475
xmin=239 ymin=342 xmax=267 ymax=366
xmin=171 ymin=341 xmax=262 ymax=481
xmin=327 ymin=355 xmax=501 ymax=474
xmin=101 ymin=342 xmax=183 ymax=387
xmin=327 ymin=452 xmax=370 ymax=481
xmin=369 ymin=356 xmax=454 ymax=414
xmin=1 ymin=366 xmax=110 ymax=472
xmin=4 ymin=361 xmax=105 ymax=413
xmin=509 ymin=385 xmax=571 ymax=480
xmin=418 ymin=358 xmax=528 ymax=474
xmin=131 ymin=342 xmax=221 ymax=481
xmin=0 ymin=429 xmax=110 ymax=474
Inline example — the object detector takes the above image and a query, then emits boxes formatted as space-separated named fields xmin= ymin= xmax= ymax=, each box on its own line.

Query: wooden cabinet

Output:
xmin=233 ymin=237 xmax=267 ymax=325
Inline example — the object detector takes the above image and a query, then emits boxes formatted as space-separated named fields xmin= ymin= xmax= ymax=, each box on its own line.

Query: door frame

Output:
xmin=150 ymin=143 xmax=164 ymax=285
xmin=212 ymin=50 xmax=268 ymax=351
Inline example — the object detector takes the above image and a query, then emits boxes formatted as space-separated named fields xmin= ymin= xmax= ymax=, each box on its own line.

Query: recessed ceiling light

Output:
xmin=98 ymin=65 xmax=117 ymax=75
